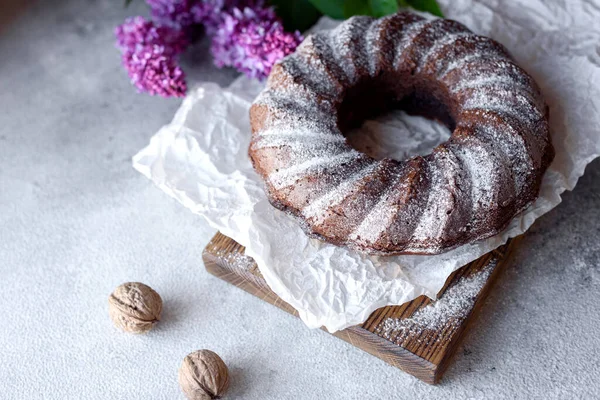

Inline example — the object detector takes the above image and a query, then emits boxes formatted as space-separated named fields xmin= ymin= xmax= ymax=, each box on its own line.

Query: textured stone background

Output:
xmin=1 ymin=1 xmax=599 ymax=399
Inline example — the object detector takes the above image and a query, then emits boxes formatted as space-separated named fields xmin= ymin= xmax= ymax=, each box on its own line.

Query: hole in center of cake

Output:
xmin=338 ymin=77 xmax=454 ymax=161
xmin=345 ymin=111 xmax=452 ymax=161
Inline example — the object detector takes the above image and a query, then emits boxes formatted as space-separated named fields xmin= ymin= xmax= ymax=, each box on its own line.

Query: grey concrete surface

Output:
xmin=0 ymin=1 xmax=599 ymax=399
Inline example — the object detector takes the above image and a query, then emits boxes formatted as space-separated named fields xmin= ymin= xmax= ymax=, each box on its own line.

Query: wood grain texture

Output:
xmin=203 ymin=232 xmax=520 ymax=384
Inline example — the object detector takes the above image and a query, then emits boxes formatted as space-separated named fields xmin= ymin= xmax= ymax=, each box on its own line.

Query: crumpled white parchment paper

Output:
xmin=133 ymin=0 xmax=600 ymax=332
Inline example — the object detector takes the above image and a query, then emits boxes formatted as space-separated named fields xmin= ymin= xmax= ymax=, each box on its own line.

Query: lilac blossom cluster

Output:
xmin=115 ymin=16 xmax=188 ymax=97
xmin=191 ymin=0 xmax=261 ymax=34
xmin=145 ymin=0 xmax=199 ymax=30
xmin=116 ymin=0 xmax=303 ymax=97
xmin=211 ymin=5 xmax=303 ymax=79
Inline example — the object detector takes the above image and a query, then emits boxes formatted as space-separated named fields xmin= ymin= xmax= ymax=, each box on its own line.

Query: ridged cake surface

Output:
xmin=249 ymin=12 xmax=554 ymax=255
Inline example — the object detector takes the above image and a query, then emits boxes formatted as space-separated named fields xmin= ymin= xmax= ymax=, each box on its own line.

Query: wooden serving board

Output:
xmin=203 ymin=232 xmax=520 ymax=384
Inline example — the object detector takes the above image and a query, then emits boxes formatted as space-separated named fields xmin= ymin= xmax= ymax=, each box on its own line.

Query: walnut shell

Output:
xmin=178 ymin=350 xmax=229 ymax=400
xmin=108 ymin=282 xmax=162 ymax=334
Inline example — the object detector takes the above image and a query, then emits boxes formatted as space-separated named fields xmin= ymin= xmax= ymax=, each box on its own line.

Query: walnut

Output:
xmin=108 ymin=282 xmax=162 ymax=334
xmin=178 ymin=350 xmax=230 ymax=400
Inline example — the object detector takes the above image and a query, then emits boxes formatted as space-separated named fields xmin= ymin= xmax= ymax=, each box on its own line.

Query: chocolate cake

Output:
xmin=248 ymin=12 xmax=555 ymax=255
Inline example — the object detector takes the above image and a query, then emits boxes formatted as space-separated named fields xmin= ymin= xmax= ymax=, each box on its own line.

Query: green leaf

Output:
xmin=270 ymin=0 xmax=322 ymax=32
xmin=343 ymin=0 xmax=372 ymax=18
xmin=124 ymin=0 xmax=133 ymax=7
xmin=307 ymin=0 xmax=346 ymax=20
xmin=368 ymin=0 xmax=399 ymax=17
xmin=302 ymin=0 xmax=444 ymax=24
xmin=406 ymin=0 xmax=444 ymax=17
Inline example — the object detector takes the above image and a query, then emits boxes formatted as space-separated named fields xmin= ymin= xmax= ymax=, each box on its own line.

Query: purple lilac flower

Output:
xmin=211 ymin=5 xmax=303 ymax=79
xmin=115 ymin=17 xmax=188 ymax=97
xmin=145 ymin=0 xmax=258 ymax=33
xmin=191 ymin=0 xmax=260 ymax=35
xmin=191 ymin=0 xmax=229 ymax=34
xmin=122 ymin=46 xmax=187 ymax=97
xmin=116 ymin=16 xmax=188 ymax=54
xmin=146 ymin=0 xmax=199 ymax=30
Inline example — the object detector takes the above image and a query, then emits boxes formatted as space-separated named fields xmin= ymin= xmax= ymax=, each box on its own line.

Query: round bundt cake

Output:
xmin=248 ymin=12 xmax=555 ymax=256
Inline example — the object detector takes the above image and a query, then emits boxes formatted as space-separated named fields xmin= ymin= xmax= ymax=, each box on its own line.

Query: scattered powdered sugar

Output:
xmin=253 ymin=133 xmax=344 ymax=150
xmin=349 ymin=170 xmax=407 ymax=243
xmin=302 ymin=161 xmax=378 ymax=222
xmin=416 ymin=31 xmax=471 ymax=72
xmin=393 ymin=20 xmax=430 ymax=69
xmin=256 ymin=90 xmax=336 ymax=132
xmin=411 ymin=152 xmax=458 ymax=244
xmin=268 ymin=150 xmax=358 ymax=189
xmin=377 ymin=258 xmax=498 ymax=344
xmin=227 ymin=253 xmax=255 ymax=271
xmin=212 ymin=250 xmax=255 ymax=271
xmin=329 ymin=16 xmax=373 ymax=83
xmin=450 ymin=139 xmax=496 ymax=214
xmin=255 ymin=133 xmax=349 ymax=167
xmin=429 ymin=35 xmax=500 ymax=76
xmin=439 ymin=53 xmax=505 ymax=79
xmin=462 ymin=89 xmax=542 ymax=132
xmin=256 ymin=125 xmax=336 ymax=138
xmin=295 ymin=39 xmax=345 ymax=96
xmin=283 ymin=56 xmax=335 ymax=98
xmin=451 ymin=73 xmax=529 ymax=95
xmin=477 ymin=119 xmax=533 ymax=199
xmin=324 ymin=28 xmax=354 ymax=84
xmin=365 ymin=18 xmax=386 ymax=76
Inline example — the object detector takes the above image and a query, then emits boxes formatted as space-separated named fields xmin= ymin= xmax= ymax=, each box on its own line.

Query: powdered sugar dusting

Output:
xmin=296 ymin=36 xmax=345 ymax=94
xmin=411 ymin=152 xmax=458 ymax=245
xmin=377 ymin=258 xmax=498 ymax=344
xmin=324 ymin=29 xmax=353 ymax=84
xmin=329 ymin=16 xmax=373 ymax=84
xmin=255 ymin=89 xmax=338 ymax=134
xmin=475 ymin=117 xmax=534 ymax=200
xmin=439 ymin=53 xmax=505 ymax=79
xmin=211 ymin=250 xmax=255 ymax=271
xmin=281 ymin=54 xmax=339 ymax=98
xmin=452 ymin=73 xmax=528 ymax=94
xmin=255 ymin=126 xmax=339 ymax=139
xmin=256 ymin=90 xmax=329 ymax=118
xmin=253 ymin=134 xmax=345 ymax=151
xmin=349 ymin=170 xmax=406 ymax=244
xmin=462 ymin=90 xmax=542 ymax=129
xmin=450 ymin=139 xmax=496 ymax=214
xmin=417 ymin=32 xmax=470 ymax=71
xmin=394 ymin=20 xmax=429 ymax=69
xmin=268 ymin=150 xmax=358 ymax=189
xmin=302 ymin=162 xmax=378 ymax=223
xmin=365 ymin=18 xmax=386 ymax=76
